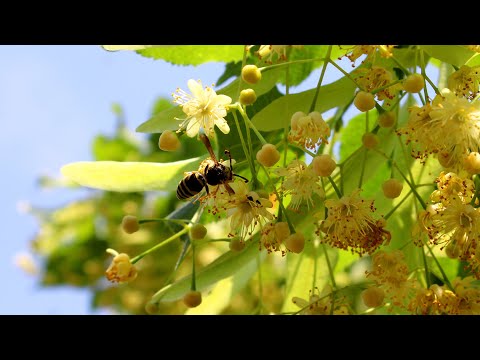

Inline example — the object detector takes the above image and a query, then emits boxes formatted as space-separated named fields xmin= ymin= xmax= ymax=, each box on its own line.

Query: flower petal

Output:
xmin=187 ymin=79 xmax=204 ymax=98
xmin=215 ymin=118 xmax=230 ymax=134
xmin=186 ymin=119 xmax=201 ymax=137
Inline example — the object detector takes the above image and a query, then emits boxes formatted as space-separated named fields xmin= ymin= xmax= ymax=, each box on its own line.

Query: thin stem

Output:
xmin=139 ymin=218 xmax=191 ymax=225
xmin=131 ymin=226 xmax=189 ymax=264
xmin=383 ymin=190 xmax=412 ymax=220
xmin=358 ymin=148 xmax=367 ymax=189
xmin=425 ymin=242 xmax=454 ymax=291
xmin=289 ymin=143 xmax=317 ymax=158
xmin=373 ymin=149 xmax=427 ymax=209
xmin=328 ymin=176 xmax=343 ymax=198
xmin=191 ymin=242 xmax=197 ymax=291
xmin=259 ymin=57 xmax=327 ymax=72
xmin=328 ymin=59 xmax=364 ymax=90
xmin=284 ymin=64 xmax=290 ymax=167
xmin=322 ymin=243 xmax=337 ymax=289
xmin=232 ymin=110 xmax=257 ymax=179
xmin=309 ymin=46 xmax=332 ymax=113
xmin=237 ymin=106 xmax=267 ymax=145
xmin=371 ymin=79 xmax=402 ymax=95
xmin=421 ymin=248 xmax=431 ymax=288
xmin=236 ymin=46 xmax=248 ymax=99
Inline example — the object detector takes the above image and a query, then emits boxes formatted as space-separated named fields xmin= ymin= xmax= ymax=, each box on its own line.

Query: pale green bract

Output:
xmin=151 ymin=240 xmax=264 ymax=303
xmin=61 ymin=157 xmax=204 ymax=192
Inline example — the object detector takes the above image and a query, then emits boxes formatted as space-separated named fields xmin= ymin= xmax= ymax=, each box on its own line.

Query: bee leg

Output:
xmin=224 ymin=182 xmax=236 ymax=195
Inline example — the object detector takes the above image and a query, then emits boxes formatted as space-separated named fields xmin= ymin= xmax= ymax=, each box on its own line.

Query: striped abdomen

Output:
xmin=176 ymin=172 xmax=207 ymax=200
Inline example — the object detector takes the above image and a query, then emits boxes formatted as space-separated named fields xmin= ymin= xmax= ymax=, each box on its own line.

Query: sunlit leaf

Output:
xmin=252 ymin=75 xmax=356 ymax=132
xmin=102 ymin=45 xmax=162 ymax=51
xmin=151 ymin=240 xmax=263 ymax=302
xmin=185 ymin=252 xmax=264 ymax=314
xmin=61 ymin=157 xmax=204 ymax=192
xmin=281 ymin=241 xmax=338 ymax=313
xmin=137 ymin=45 xmax=245 ymax=65
xmin=420 ymin=45 xmax=475 ymax=68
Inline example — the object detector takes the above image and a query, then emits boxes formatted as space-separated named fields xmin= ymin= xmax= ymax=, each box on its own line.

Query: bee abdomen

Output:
xmin=176 ymin=172 xmax=207 ymax=200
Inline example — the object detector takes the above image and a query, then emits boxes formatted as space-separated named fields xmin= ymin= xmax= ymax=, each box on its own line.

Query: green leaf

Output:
xmin=466 ymin=53 xmax=480 ymax=67
xmin=281 ymin=241 xmax=338 ymax=313
xmin=151 ymin=239 xmax=264 ymax=302
xmin=136 ymin=66 xmax=283 ymax=134
xmin=276 ymin=45 xmax=345 ymax=87
xmin=216 ymin=61 xmax=243 ymax=87
xmin=427 ymin=255 xmax=460 ymax=285
xmin=61 ymin=157 xmax=204 ymax=192
xmin=252 ymin=75 xmax=356 ymax=132
xmin=420 ymin=45 xmax=475 ymax=67
xmin=136 ymin=45 xmax=245 ymax=66
xmin=185 ymin=252 xmax=264 ymax=314
xmin=102 ymin=45 xmax=161 ymax=51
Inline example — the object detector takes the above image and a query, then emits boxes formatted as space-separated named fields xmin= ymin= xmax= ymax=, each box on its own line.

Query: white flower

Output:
xmin=173 ymin=79 xmax=232 ymax=138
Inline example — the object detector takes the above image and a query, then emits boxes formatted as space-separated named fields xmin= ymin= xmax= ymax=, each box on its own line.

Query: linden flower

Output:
xmin=411 ymin=204 xmax=442 ymax=246
xmin=354 ymin=66 xmax=402 ymax=102
xmin=252 ymin=45 xmax=304 ymax=63
xmin=448 ymin=65 xmax=480 ymax=100
xmin=289 ymin=111 xmax=330 ymax=150
xmin=318 ymin=189 xmax=390 ymax=256
xmin=466 ymin=45 xmax=480 ymax=53
xmin=429 ymin=198 xmax=480 ymax=260
xmin=224 ymin=181 xmax=274 ymax=240
xmin=409 ymin=278 xmax=480 ymax=315
xmin=274 ymin=159 xmax=325 ymax=211
xmin=366 ymin=250 xmax=415 ymax=307
xmin=260 ymin=221 xmax=291 ymax=255
xmin=398 ymin=89 xmax=480 ymax=170
xmin=292 ymin=286 xmax=349 ymax=315
xmin=343 ymin=45 xmax=394 ymax=65
xmin=430 ymin=171 xmax=475 ymax=206
xmin=105 ymin=248 xmax=137 ymax=284
xmin=173 ymin=79 xmax=232 ymax=138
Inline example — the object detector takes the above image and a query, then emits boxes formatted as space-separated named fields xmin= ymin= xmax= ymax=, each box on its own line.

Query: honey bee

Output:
xmin=176 ymin=134 xmax=248 ymax=200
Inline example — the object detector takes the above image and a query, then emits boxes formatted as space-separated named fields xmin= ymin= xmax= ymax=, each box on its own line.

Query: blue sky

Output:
xmin=0 ymin=45 xmax=230 ymax=314
xmin=0 ymin=45 xmax=436 ymax=314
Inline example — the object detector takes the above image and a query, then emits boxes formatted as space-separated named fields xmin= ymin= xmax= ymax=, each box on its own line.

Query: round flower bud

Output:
xmin=122 ymin=215 xmax=139 ymax=234
xmin=145 ymin=302 xmax=159 ymax=315
xmin=256 ymin=144 xmax=281 ymax=167
xmin=382 ymin=179 xmax=403 ymax=199
xmin=354 ymin=91 xmax=376 ymax=112
xmin=285 ymin=232 xmax=305 ymax=254
xmin=362 ymin=132 xmax=379 ymax=149
xmin=403 ymin=73 xmax=425 ymax=93
xmin=378 ymin=111 xmax=396 ymax=128
xmin=312 ymin=154 xmax=337 ymax=177
xmin=158 ymin=130 xmax=181 ymax=151
xmin=241 ymin=65 xmax=262 ymax=84
xmin=239 ymin=88 xmax=257 ymax=105
xmin=290 ymin=111 xmax=306 ymax=131
xmin=229 ymin=238 xmax=246 ymax=252
xmin=190 ymin=223 xmax=207 ymax=240
xmin=183 ymin=291 xmax=202 ymax=308
xmin=362 ymin=287 xmax=385 ymax=308
xmin=464 ymin=152 xmax=480 ymax=174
